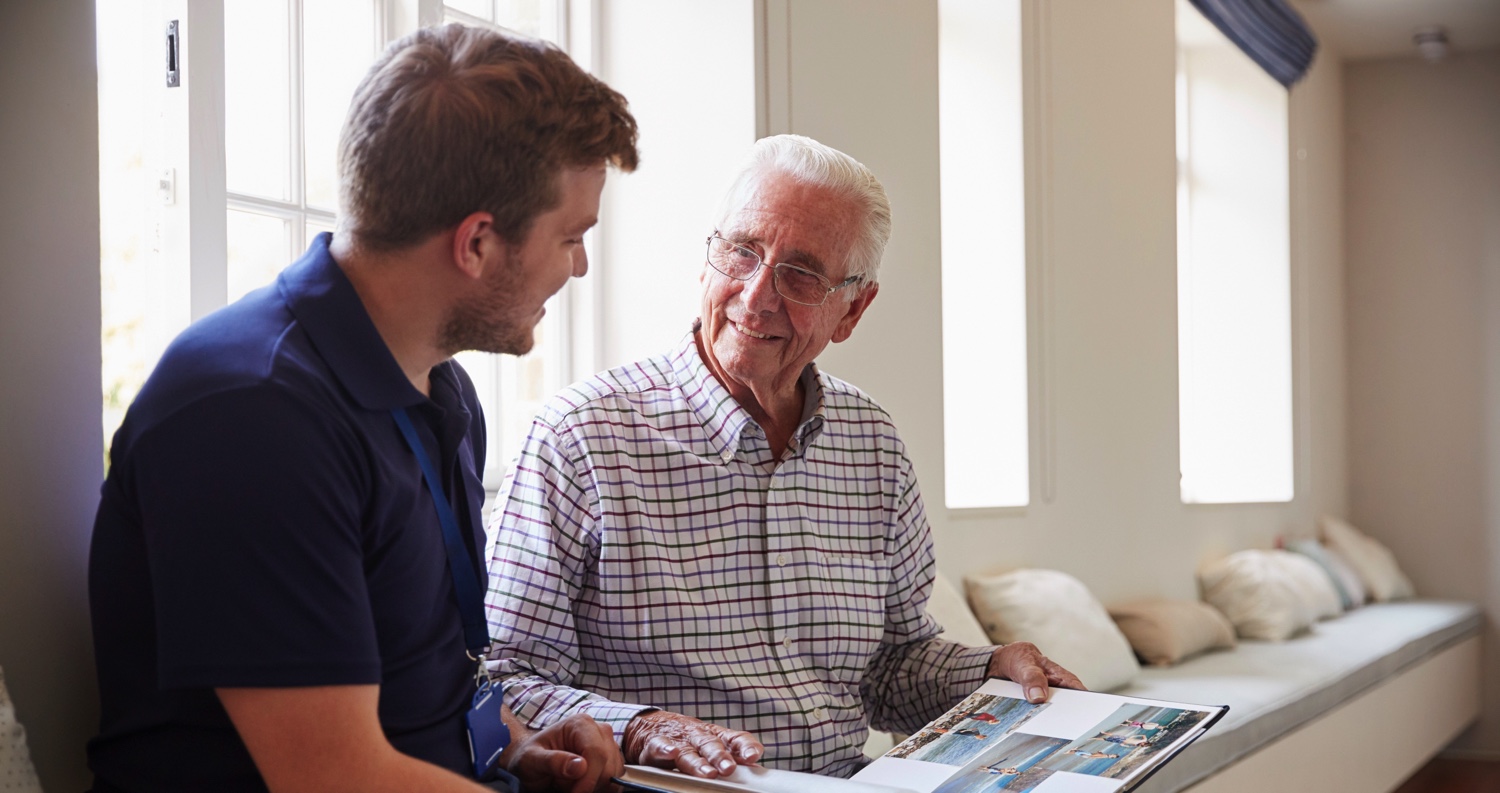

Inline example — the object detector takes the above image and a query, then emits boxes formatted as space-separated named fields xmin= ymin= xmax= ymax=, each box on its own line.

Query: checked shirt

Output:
xmin=482 ymin=329 xmax=993 ymax=777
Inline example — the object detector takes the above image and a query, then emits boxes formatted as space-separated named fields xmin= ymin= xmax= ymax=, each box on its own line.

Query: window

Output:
xmin=1175 ymin=0 xmax=1293 ymax=504
xmin=938 ymin=0 xmax=1029 ymax=509
xmin=99 ymin=0 xmax=588 ymax=490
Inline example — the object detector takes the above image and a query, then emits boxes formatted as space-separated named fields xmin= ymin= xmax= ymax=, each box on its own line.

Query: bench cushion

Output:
xmin=1121 ymin=600 xmax=1481 ymax=792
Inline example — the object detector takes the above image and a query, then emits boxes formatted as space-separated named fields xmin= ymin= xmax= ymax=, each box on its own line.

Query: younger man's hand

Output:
xmin=507 ymin=713 xmax=624 ymax=793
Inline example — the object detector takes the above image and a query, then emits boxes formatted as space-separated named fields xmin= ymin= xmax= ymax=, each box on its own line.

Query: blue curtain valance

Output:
xmin=1188 ymin=0 xmax=1319 ymax=88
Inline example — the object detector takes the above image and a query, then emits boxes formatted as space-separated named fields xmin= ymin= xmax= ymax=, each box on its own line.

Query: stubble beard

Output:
xmin=437 ymin=249 xmax=536 ymax=357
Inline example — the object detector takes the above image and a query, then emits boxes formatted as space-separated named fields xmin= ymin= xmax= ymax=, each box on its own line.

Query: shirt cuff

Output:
xmin=945 ymin=643 xmax=999 ymax=703
xmin=578 ymin=699 xmax=657 ymax=745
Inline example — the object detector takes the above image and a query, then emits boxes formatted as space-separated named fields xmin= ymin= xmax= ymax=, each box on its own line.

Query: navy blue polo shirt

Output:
xmin=88 ymin=234 xmax=488 ymax=791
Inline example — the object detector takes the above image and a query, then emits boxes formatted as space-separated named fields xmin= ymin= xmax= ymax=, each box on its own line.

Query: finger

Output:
xmin=724 ymin=731 xmax=764 ymax=765
xmin=597 ymin=721 xmax=626 ymax=779
xmin=695 ymin=735 xmax=738 ymax=775
xmin=637 ymin=734 xmax=683 ymax=767
xmin=674 ymin=747 xmax=718 ymax=778
xmin=512 ymin=745 xmax=588 ymax=787
xmin=1046 ymin=661 xmax=1087 ymax=691
xmin=1010 ymin=658 xmax=1052 ymax=703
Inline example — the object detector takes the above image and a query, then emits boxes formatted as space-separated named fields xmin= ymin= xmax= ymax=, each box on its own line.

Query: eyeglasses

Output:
xmin=705 ymin=234 xmax=862 ymax=307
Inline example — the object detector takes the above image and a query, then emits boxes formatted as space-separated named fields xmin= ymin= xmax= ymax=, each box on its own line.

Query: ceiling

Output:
xmin=1290 ymin=0 xmax=1500 ymax=60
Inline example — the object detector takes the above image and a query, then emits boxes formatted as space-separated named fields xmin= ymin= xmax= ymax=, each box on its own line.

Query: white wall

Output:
xmin=0 ymin=1 xmax=102 ymax=789
xmin=1344 ymin=51 xmax=1500 ymax=758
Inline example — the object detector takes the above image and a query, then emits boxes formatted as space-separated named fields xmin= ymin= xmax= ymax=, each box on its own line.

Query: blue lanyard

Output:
xmin=391 ymin=407 xmax=490 ymax=656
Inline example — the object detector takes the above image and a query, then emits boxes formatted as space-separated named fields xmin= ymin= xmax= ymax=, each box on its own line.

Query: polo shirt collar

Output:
xmin=673 ymin=320 xmax=828 ymax=461
xmin=278 ymin=233 xmax=428 ymax=411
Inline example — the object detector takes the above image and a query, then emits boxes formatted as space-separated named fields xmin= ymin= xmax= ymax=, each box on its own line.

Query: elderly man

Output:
xmin=483 ymin=135 xmax=1081 ymax=780
xmin=89 ymin=25 xmax=636 ymax=793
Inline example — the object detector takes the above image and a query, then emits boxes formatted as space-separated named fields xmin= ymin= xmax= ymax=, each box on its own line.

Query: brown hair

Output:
xmin=337 ymin=24 xmax=638 ymax=251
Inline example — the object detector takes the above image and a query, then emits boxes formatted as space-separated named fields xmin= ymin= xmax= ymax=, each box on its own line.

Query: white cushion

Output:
xmin=0 ymin=667 xmax=43 ymax=793
xmin=1198 ymin=550 xmax=1315 ymax=641
xmin=964 ymin=569 xmax=1140 ymax=692
xmin=1276 ymin=550 xmax=1344 ymax=620
xmin=1321 ymin=516 xmax=1415 ymax=602
xmin=926 ymin=571 xmax=992 ymax=648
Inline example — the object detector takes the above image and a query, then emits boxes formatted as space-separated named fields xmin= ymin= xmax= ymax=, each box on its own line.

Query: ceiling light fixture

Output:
xmin=1413 ymin=27 xmax=1449 ymax=62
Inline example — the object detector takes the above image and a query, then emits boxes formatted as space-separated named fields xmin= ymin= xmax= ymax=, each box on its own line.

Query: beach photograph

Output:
xmin=887 ymin=693 xmax=1048 ymax=766
xmin=932 ymin=733 xmax=1069 ymax=793
xmin=1036 ymin=703 xmax=1210 ymax=780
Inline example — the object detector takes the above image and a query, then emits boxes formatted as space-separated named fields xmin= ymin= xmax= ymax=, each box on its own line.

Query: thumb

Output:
xmin=1013 ymin=662 xmax=1050 ymax=703
xmin=518 ymin=746 xmax=588 ymax=781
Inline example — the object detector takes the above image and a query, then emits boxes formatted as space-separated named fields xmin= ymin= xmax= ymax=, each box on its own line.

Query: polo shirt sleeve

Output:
xmin=860 ymin=446 xmax=995 ymax=735
xmin=126 ymin=385 xmax=380 ymax=689
xmin=483 ymin=417 xmax=652 ymax=742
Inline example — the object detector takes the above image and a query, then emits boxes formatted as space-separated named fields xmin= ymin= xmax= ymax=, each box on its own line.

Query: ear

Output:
xmin=831 ymin=282 xmax=879 ymax=343
xmin=450 ymin=211 xmax=498 ymax=281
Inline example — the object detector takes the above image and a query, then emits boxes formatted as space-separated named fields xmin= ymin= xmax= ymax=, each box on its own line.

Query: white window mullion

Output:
xmin=289 ymin=0 xmax=307 ymax=247
xmin=177 ymin=0 xmax=230 ymax=321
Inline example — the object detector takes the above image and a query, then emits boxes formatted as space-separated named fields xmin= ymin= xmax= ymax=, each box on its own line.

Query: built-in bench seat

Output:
xmin=1129 ymin=600 xmax=1482 ymax=793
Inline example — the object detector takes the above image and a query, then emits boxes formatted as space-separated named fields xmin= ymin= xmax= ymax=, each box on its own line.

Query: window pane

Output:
xmin=307 ymin=217 xmax=337 ymax=242
xmin=227 ymin=209 xmax=292 ymax=303
xmin=446 ymin=0 xmax=492 ymax=21
xmin=495 ymin=0 xmax=545 ymax=37
xmin=225 ymin=0 xmax=292 ymax=201
xmin=1176 ymin=0 xmax=1293 ymax=504
xmin=939 ymin=0 xmax=1029 ymax=509
xmin=304 ymin=0 xmax=377 ymax=212
xmin=99 ymin=0 xmax=192 ymax=457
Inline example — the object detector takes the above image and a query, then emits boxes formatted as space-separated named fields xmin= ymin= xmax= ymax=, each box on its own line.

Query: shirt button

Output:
xmin=777 ymin=554 xmax=788 ymax=566
xmin=721 ymin=450 xmax=733 ymax=463
xmin=812 ymin=707 xmax=825 ymax=719
xmin=782 ymin=636 xmax=792 ymax=649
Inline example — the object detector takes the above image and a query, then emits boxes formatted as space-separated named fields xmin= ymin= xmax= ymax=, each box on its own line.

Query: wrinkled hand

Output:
xmin=507 ymin=713 xmax=624 ymax=793
xmin=623 ymin=709 xmax=764 ymax=779
xmin=988 ymin=642 xmax=1086 ymax=704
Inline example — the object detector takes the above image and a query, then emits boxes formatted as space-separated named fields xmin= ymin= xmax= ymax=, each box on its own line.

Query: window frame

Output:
xmin=105 ymin=0 xmax=602 ymax=498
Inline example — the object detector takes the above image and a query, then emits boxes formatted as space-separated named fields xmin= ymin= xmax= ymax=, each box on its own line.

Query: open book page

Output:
xmin=616 ymin=764 xmax=918 ymax=793
xmin=851 ymin=679 xmax=1226 ymax=793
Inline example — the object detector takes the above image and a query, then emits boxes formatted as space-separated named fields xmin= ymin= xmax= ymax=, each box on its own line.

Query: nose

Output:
xmin=740 ymin=262 xmax=781 ymax=313
xmin=572 ymin=244 xmax=588 ymax=278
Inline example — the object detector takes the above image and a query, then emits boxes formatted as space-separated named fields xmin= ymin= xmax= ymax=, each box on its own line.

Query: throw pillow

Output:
xmin=1321 ymin=544 xmax=1369 ymax=606
xmin=1276 ymin=550 xmax=1344 ymax=620
xmin=0 ymin=667 xmax=44 ymax=793
xmin=1320 ymin=516 xmax=1415 ymax=602
xmin=965 ymin=568 xmax=1140 ymax=692
xmin=1198 ymin=550 xmax=1315 ymax=641
xmin=1286 ymin=538 xmax=1364 ymax=609
xmin=1107 ymin=599 xmax=1236 ymax=667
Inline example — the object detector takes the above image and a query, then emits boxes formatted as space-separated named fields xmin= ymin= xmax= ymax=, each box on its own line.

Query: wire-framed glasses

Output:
xmin=705 ymin=234 xmax=862 ymax=307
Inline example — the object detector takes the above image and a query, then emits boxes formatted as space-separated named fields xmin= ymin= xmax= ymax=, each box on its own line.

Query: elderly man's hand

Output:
xmin=623 ymin=709 xmax=764 ymax=779
xmin=506 ymin=713 xmax=624 ymax=793
xmin=988 ymin=642 xmax=1086 ymax=704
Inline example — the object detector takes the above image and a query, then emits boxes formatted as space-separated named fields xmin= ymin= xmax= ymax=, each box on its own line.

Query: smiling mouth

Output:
xmin=730 ymin=321 xmax=777 ymax=341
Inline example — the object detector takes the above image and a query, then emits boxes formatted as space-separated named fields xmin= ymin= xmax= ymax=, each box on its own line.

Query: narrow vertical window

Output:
xmin=939 ymin=0 xmax=1029 ymax=509
xmin=1176 ymin=0 xmax=1293 ymax=504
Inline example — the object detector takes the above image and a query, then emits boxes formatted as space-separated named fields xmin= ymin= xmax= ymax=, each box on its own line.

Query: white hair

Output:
xmin=712 ymin=134 xmax=892 ymax=291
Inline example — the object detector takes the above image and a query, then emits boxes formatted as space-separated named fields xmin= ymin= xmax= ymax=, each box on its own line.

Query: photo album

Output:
xmin=615 ymin=679 xmax=1227 ymax=793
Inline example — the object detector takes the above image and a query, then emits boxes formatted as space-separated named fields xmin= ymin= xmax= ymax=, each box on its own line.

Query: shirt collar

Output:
xmin=278 ymin=233 xmax=428 ymax=412
xmin=673 ymin=319 xmax=828 ymax=461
